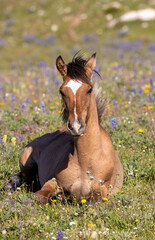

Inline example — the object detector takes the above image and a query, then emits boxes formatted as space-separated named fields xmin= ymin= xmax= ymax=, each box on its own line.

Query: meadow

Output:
xmin=0 ymin=0 xmax=155 ymax=239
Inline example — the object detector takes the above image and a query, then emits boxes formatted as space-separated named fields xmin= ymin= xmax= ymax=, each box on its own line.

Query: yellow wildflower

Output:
xmin=55 ymin=101 xmax=59 ymax=105
xmin=108 ymin=106 xmax=111 ymax=110
xmin=21 ymin=84 xmax=26 ymax=89
xmin=12 ymin=113 xmax=14 ymax=116
xmin=44 ymin=98 xmax=47 ymax=102
xmin=33 ymin=99 xmax=37 ymax=103
xmin=81 ymin=199 xmax=87 ymax=204
xmin=52 ymin=199 xmax=56 ymax=203
xmin=66 ymin=208 xmax=69 ymax=211
xmin=110 ymin=111 xmax=113 ymax=114
xmin=143 ymin=88 xmax=149 ymax=94
xmin=3 ymin=135 xmax=7 ymax=143
xmin=52 ymin=127 xmax=55 ymax=130
xmin=50 ymin=106 xmax=54 ymax=110
xmin=145 ymin=84 xmax=151 ymax=89
xmin=0 ymin=102 xmax=5 ymax=106
xmin=135 ymin=219 xmax=139 ymax=223
xmin=11 ymin=137 xmax=16 ymax=146
xmin=88 ymin=223 xmax=96 ymax=227
xmin=118 ymin=140 xmax=122 ymax=144
xmin=144 ymin=146 xmax=147 ymax=149
xmin=148 ymin=106 xmax=153 ymax=110
xmin=138 ymin=129 xmax=144 ymax=133
xmin=103 ymin=197 xmax=108 ymax=201
xmin=0 ymin=208 xmax=2 ymax=213
xmin=59 ymin=110 xmax=63 ymax=114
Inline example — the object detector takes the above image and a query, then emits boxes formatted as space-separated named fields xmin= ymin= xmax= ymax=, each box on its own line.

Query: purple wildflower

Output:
xmin=124 ymin=87 xmax=130 ymax=98
xmin=3 ymin=95 xmax=7 ymax=101
xmin=149 ymin=76 xmax=153 ymax=88
xmin=41 ymin=101 xmax=45 ymax=112
xmin=45 ymin=68 xmax=50 ymax=78
xmin=0 ymin=38 xmax=5 ymax=47
xmin=25 ymin=98 xmax=30 ymax=103
xmin=11 ymin=63 xmax=16 ymax=69
xmin=21 ymin=103 xmax=26 ymax=112
xmin=111 ymin=118 xmax=117 ymax=129
xmin=11 ymin=93 xmax=15 ymax=102
xmin=113 ymin=100 xmax=117 ymax=107
xmin=148 ymin=93 xmax=154 ymax=102
xmin=133 ymin=86 xmax=137 ymax=96
xmin=148 ymin=43 xmax=155 ymax=51
xmin=0 ymin=83 xmax=3 ymax=91
xmin=34 ymin=76 xmax=38 ymax=85
xmin=24 ymin=35 xmax=35 ymax=43
xmin=133 ymin=67 xmax=137 ymax=75
xmin=56 ymin=230 xmax=64 ymax=240
xmin=139 ymin=88 xmax=143 ymax=97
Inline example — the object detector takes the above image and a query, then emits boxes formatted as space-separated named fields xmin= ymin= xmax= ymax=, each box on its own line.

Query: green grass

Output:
xmin=0 ymin=0 xmax=155 ymax=239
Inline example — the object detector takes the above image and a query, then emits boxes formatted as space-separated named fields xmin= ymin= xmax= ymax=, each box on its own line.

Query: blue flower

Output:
xmin=21 ymin=103 xmax=26 ymax=111
xmin=149 ymin=76 xmax=153 ymax=88
xmin=56 ymin=230 xmax=64 ymax=240
xmin=25 ymin=98 xmax=30 ymax=103
xmin=41 ymin=101 xmax=45 ymax=112
xmin=139 ymin=88 xmax=143 ymax=97
xmin=133 ymin=86 xmax=137 ymax=96
xmin=111 ymin=118 xmax=117 ymax=129
xmin=11 ymin=93 xmax=15 ymax=102
xmin=113 ymin=100 xmax=117 ymax=107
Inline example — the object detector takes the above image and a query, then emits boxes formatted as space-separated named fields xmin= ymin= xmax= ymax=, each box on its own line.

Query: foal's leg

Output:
xmin=35 ymin=179 xmax=61 ymax=204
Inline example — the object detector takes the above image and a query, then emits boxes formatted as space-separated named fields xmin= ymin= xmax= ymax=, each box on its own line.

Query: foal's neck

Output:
xmin=74 ymin=93 xmax=102 ymax=167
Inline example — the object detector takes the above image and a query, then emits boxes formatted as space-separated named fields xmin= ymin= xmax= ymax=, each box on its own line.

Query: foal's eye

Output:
xmin=60 ymin=90 xmax=65 ymax=97
xmin=87 ymin=88 xmax=92 ymax=94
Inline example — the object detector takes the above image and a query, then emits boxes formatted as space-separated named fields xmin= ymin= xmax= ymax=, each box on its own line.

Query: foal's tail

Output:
xmin=2 ymin=172 xmax=23 ymax=191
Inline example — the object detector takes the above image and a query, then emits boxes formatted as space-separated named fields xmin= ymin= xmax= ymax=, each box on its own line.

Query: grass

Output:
xmin=0 ymin=0 xmax=155 ymax=239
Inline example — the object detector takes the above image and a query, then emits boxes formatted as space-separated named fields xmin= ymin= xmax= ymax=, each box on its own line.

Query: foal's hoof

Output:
xmin=35 ymin=191 xmax=48 ymax=204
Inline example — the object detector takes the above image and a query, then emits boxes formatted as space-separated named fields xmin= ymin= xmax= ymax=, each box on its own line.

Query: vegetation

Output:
xmin=0 ymin=0 xmax=154 ymax=239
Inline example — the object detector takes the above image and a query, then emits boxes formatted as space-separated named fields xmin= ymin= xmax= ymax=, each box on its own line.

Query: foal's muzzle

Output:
xmin=67 ymin=119 xmax=85 ymax=136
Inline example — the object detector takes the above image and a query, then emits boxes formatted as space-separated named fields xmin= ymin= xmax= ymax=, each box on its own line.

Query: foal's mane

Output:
xmin=62 ymin=54 xmax=107 ymax=123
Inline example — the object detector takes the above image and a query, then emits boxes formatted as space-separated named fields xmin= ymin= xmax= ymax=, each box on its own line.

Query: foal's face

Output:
xmin=56 ymin=53 xmax=96 ymax=136
xmin=60 ymin=79 xmax=92 ymax=136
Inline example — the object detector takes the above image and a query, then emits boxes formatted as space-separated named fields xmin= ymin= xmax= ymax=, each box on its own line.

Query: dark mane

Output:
xmin=67 ymin=55 xmax=90 ymax=84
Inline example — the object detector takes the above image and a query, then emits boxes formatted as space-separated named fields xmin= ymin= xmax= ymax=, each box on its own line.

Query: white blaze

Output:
xmin=65 ymin=80 xmax=82 ymax=121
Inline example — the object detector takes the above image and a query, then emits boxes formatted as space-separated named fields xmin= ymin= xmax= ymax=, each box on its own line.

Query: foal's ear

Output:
xmin=56 ymin=56 xmax=67 ymax=78
xmin=85 ymin=53 xmax=96 ymax=78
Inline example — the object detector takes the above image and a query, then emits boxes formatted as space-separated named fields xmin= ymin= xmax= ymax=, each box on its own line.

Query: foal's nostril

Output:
xmin=67 ymin=121 xmax=73 ymax=131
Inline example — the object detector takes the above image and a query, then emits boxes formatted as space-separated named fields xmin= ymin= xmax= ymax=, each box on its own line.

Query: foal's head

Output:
xmin=56 ymin=53 xmax=96 ymax=136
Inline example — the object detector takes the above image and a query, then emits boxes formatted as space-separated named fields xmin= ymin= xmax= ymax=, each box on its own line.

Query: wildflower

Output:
xmin=135 ymin=219 xmax=139 ymax=223
xmin=11 ymin=137 xmax=16 ymax=146
xmin=21 ymin=84 xmax=26 ymax=89
xmin=103 ymin=197 xmax=108 ymax=201
xmin=149 ymin=93 xmax=154 ymax=101
xmin=50 ymin=106 xmax=54 ymax=109
xmin=69 ymin=221 xmax=75 ymax=226
xmin=86 ymin=171 xmax=91 ymax=175
xmin=89 ymin=176 xmax=94 ymax=180
xmin=21 ymin=103 xmax=26 ymax=111
xmin=91 ymin=231 xmax=97 ymax=239
xmin=0 ymin=102 xmax=5 ymax=106
xmin=139 ymin=88 xmax=143 ymax=97
xmin=98 ymin=179 xmax=104 ymax=184
xmin=55 ymin=101 xmax=59 ymax=105
xmin=81 ymin=199 xmax=87 ymax=204
xmin=143 ymin=88 xmax=149 ymax=94
xmin=111 ymin=118 xmax=117 ymax=129
xmin=2 ymin=230 xmax=6 ymax=235
xmin=3 ymin=135 xmax=7 ymax=143
xmin=118 ymin=140 xmax=122 ymax=143
xmin=133 ymin=86 xmax=137 ymax=96
xmin=145 ymin=84 xmax=151 ymax=89
xmin=149 ymin=76 xmax=153 ymax=88
xmin=66 ymin=208 xmax=69 ymax=211
xmin=52 ymin=199 xmax=56 ymax=203
xmin=41 ymin=101 xmax=45 ymax=112
xmin=11 ymin=93 xmax=15 ymax=102
xmin=59 ymin=110 xmax=63 ymax=114
xmin=88 ymin=223 xmax=96 ymax=227
xmin=148 ymin=106 xmax=153 ymax=110
xmin=138 ymin=128 xmax=144 ymax=133
xmin=144 ymin=146 xmax=147 ymax=149
xmin=128 ymin=172 xmax=134 ymax=176
xmin=56 ymin=230 xmax=64 ymax=240
xmin=113 ymin=99 xmax=117 ymax=107
xmin=33 ymin=99 xmax=37 ymax=103
xmin=25 ymin=98 xmax=30 ymax=103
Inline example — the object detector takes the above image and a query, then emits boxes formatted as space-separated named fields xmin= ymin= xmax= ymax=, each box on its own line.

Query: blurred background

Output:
xmin=0 ymin=0 xmax=155 ymax=70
